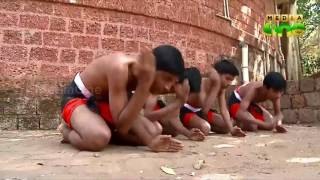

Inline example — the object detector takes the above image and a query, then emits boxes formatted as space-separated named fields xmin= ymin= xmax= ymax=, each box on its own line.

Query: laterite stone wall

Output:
xmin=0 ymin=0 xmax=279 ymax=129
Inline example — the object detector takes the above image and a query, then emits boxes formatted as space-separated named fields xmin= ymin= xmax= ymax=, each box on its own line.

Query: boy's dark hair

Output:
xmin=184 ymin=67 xmax=201 ymax=93
xmin=153 ymin=45 xmax=185 ymax=82
xmin=263 ymin=72 xmax=286 ymax=91
xmin=213 ymin=58 xmax=239 ymax=76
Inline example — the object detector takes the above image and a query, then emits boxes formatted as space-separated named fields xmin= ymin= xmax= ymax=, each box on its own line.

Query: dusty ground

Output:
xmin=0 ymin=125 xmax=320 ymax=180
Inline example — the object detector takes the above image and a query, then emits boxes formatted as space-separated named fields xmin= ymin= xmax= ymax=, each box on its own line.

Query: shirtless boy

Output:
xmin=144 ymin=80 xmax=206 ymax=141
xmin=180 ymin=59 xmax=246 ymax=137
xmin=59 ymin=45 xmax=186 ymax=152
xmin=228 ymin=71 xmax=287 ymax=133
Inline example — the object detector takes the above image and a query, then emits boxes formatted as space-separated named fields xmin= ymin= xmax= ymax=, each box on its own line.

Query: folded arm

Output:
xmin=236 ymin=87 xmax=272 ymax=129
xmin=144 ymin=96 xmax=182 ymax=121
xmin=202 ymin=70 xmax=221 ymax=116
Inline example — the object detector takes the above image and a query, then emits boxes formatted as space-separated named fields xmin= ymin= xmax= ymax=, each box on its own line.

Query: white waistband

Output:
xmin=184 ymin=103 xmax=202 ymax=112
xmin=74 ymin=73 xmax=92 ymax=98
xmin=234 ymin=90 xmax=242 ymax=101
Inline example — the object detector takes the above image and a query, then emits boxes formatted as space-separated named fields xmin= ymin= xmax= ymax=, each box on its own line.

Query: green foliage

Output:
xmin=297 ymin=0 xmax=320 ymax=76
xmin=301 ymin=54 xmax=320 ymax=76
xmin=297 ymin=0 xmax=319 ymax=43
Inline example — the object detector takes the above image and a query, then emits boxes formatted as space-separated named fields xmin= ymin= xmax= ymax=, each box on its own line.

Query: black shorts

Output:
xmin=61 ymin=80 xmax=99 ymax=113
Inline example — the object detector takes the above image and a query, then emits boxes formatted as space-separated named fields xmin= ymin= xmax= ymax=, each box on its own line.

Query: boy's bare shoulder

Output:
xmin=98 ymin=53 xmax=137 ymax=71
xmin=207 ymin=68 xmax=219 ymax=79
xmin=97 ymin=52 xmax=133 ymax=64
xmin=240 ymin=82 xmax=262 ymax=97
xmin=247 ymin=81 xmax=263 ymax=89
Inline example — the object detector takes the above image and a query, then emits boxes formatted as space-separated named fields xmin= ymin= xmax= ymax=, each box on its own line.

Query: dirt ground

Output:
xmin=0 ymin=125 xmax=320 ymax=180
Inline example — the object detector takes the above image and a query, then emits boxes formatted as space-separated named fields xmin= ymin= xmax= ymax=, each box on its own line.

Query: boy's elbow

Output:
xmin=144 ymin=112 xmax=152 ymax=119
xmin=114 ymin=116 xmax=130 ymax=136
xmin=116 ymin=121 xmax=130 ymax=136
xmin=221 ymin=110 xmax=230 ymax=118
xmin=236 ymin=109 xmax=246 ymax=118
xmin=117 ymin=127 xmax=129 ymax=136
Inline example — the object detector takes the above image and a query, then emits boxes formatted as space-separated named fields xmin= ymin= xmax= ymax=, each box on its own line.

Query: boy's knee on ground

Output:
xmin=154 ymin=121 xmax=163 ymax=135
xmin=199 ymin=122 xmax=211 ymax=135
xmin=212 ymin=116 xmax=229 ymax=134
xmin=245 ymin=124 xmax=258 ymax=132
xmin=162 ymin=126 xmax=178 ymax=137
xmin=218 ymin=123 xmax=230 ymax=134
xmin=84 ymin=129 xmax=111 ymax=151
xmin=261 ymin=123 xmax=274 ymax=130
xmin=213 ymin=127 xmax=229 ymax=134
xmin=148 ymin=121 xmax=163 ymax=137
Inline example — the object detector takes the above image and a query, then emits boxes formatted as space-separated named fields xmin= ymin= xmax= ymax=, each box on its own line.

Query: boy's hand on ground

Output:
xmin=149 ymin=135 xmax=184 ymax=152
xmin=175 ymin=80 xmax=190 ymax=103
xmin=230 ymin=126 xmax=246 ymax=137
xmin=188 ymin=128 xmax=205 ymax=141
xmin=275 ymin=125 xmax=287 ymax=133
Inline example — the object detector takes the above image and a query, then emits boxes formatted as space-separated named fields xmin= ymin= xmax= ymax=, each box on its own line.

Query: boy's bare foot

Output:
xmin=231 ymin=126 xmax=246 ymax=137
xmin=188 ymin=128 xmax=205 ymax=141
xmin=57 ymin=123 xmax=71 ymax=143
xmin=148 ymin=135 xmax=184 ymax=152
xmin=275 ymin=125 xmax=287 ymax=133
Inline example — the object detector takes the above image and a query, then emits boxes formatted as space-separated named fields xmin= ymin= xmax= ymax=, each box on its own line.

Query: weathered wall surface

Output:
xmin=0 ymin=0 xmax=280 ymax=129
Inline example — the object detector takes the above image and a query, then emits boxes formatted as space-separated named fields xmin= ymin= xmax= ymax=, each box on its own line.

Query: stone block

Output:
xmin=40 ymin=114 xmax=61 ymax=130
xmin=3 ymin=97 xmax=37 ymax=115
xmin=315 ymin=77 xmax=320 ymax=91
xmin=304 ymin=92 xmax=320 ymax=107
xmin=18 ymin=115 xmax=40 ymax=130
xmin=16 ymin=97 xmax=37 ymax=114
xmin=2 ymin=97 xmax=19 ymax=115
xmin=286 ymin=80 xmax=299 ymax=95
xmin=282 ymin=109 xmax=298 ymax=124
xmin=37 ymin=97 xmax=60 ymax=115
xmin=280 ymin=95 xmax=291 ymax=109
xmin=291 ymin=94 xmax=305 ymax=108
xmin=0 ymin=115 xmax=18 ymax=130
xmin=298 ymin=108 xmax=317 ymax=123
xmin=300 ymin=78 xmax=314 ymax=92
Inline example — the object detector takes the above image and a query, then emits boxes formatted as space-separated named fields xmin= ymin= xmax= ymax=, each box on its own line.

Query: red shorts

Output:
xmin=229 ymin=103 xmax=264 ymax=122
xmin=153 ymin=104 xmax=161 ymax=111
xmin=153 ymin=99 xmax=166 ymax=111
xmin=180 ymin=110 xmax=215 ymax=127
xmin=62 ymin=98 xmax=114 ymax=129
xmin=179 ymin=104 xmax=216 ymax=127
